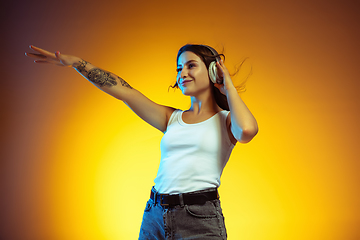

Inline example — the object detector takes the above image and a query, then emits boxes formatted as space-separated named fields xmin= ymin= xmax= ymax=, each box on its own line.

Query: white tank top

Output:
xmin=154 ymin=109 xmax=235 ymax=194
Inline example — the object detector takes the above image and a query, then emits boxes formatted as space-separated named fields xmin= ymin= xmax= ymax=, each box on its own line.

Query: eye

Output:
xmin=188 ymin=63 xmax=195 ymax=69
xmin=176 ymin=67 xmax=182 ymax=73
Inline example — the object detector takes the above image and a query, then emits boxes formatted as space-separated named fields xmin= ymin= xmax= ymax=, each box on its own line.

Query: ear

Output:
xmin=208 ymin=61 xmax=218 ymax=83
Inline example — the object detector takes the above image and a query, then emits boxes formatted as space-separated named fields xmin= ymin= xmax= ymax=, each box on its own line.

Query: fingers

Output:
xmin=34 ymin=60 xmax=65 ymax=66
xmin=29 ymin=45 xmax=53 ymax=56
xmin=28 ymin=45 xmax=60 ymax=63
xmin=26 ymin=45 xmax=65 ymax=65
xmin=216 ymin=60 xmax=230 ymax=77
xmin=216 ymin=59 xmax=226 ymax=69
xmin=216 ymin=61 xmax=223 ymax=73
xmin=55 ymin=51 xmax=61 ymax=59
xmin=25 ymin=52 xmax=52 ymax=63
xmin=33 ymin=60 xmax=52 ymax=64
xmin=25 ymin=52 xmax=47 ymax=59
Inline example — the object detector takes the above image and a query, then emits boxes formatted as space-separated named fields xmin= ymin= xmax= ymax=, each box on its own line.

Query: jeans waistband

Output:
xmin=150 ymin=186 xmax=219 ymax=208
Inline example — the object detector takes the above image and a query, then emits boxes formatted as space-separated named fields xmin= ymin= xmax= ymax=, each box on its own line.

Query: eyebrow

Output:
xmin=177 ymin=59 xmax=198 ymax=67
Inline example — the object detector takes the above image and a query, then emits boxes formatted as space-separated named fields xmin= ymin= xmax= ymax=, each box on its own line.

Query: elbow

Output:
xmin=234 ymin=124 xmax=258 ymax=143
xmin=239 ymin=127 xmax=258 ymax=143
xmin=231 ymin=122 xmax=258 ymax=143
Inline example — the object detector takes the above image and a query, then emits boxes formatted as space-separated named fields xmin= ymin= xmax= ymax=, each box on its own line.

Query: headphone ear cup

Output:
xmin=208 ymin=61 xmax=218 ymax=83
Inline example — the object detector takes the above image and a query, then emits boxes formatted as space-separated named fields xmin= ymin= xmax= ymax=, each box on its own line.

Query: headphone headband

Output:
xmin=200 ymin=45 xmax=221 ymax=62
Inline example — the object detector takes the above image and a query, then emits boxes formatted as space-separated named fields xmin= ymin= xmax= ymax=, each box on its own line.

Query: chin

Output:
xmin=181 ymin=89 xmax=193 ymax=96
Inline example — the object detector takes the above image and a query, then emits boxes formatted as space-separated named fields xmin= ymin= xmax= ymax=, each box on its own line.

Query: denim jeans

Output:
xmin=139 ymin=188 xmax=227 ymax=240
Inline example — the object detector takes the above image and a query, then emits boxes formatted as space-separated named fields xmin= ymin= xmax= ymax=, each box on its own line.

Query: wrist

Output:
xmin=224 ymin=81 xmax=236 ymax=92
xmin=225 ymin=85 xmax=238 ymax=97
xmin=71 ymin=57 xmax=83 ymax=68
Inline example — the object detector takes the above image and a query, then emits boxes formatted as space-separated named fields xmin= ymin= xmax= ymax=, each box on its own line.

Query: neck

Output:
xmin=189 ymin=90 xmax=221 ymax=114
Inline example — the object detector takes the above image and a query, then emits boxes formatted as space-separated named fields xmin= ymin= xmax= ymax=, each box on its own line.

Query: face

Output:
xmin=176 ymin=51 xmax=211 ymax=96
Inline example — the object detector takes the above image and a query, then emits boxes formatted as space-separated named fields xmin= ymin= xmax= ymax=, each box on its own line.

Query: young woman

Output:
xmin=26 ymin=44 xmax=258 ymax=239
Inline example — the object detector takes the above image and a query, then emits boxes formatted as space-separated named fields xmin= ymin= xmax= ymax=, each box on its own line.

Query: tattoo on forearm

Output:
xmin=87 ymin=68 xmax=117 ymax=87
xmin=118 ymin=76 xmax=133 ymax=89
xmin=76 ymin=59 xmax=132 ymax=89
xmin=76 ymin=59 xmax=89 ymax=73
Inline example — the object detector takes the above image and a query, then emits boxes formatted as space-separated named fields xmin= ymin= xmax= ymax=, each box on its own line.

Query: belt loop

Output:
xmin=153 ymin=187 xmax=158 ymax=206
xmin=179 ymin=193 xmax=184 ymax=207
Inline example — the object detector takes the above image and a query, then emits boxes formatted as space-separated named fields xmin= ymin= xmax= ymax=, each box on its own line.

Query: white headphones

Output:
xmin=201 ymin=45 xmax=222 ymax=84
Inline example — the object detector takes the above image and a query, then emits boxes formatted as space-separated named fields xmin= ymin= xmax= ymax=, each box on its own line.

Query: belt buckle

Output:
xmin=160 ymin=194 xmax=169 ymax=207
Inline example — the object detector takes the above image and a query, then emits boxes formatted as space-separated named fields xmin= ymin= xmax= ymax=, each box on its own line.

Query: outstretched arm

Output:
xmin=26 ymin=45 xmax=133 ymax=99
xmin=25 ymin=45 xmax=175 ymax=132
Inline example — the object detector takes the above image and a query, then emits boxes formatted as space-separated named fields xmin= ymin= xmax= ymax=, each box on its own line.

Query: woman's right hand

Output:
xmin=25 ymin=45 xmax=80 ymax=67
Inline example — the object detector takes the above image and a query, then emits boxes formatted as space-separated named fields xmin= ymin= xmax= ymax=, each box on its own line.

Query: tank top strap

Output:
xmin=167 ymin=109 xmax=182 ymax=127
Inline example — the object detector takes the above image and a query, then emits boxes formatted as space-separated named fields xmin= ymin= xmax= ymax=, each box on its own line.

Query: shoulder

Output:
xmin=165 ymin=108 xmax=182 ymax=127
xmin=169 ymin=109 xmax=182 ymax=118
xmin=218 ymin=109 xmax=230 ymax=117
xmin=219 ymin=110 xmax=231 ymax=129
xmin=217 ymin=110 xmax=231 ymax=123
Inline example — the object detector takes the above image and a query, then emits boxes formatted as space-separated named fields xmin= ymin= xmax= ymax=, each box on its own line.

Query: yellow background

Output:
xmin=1 ymin=0 xmax=359 ymax=239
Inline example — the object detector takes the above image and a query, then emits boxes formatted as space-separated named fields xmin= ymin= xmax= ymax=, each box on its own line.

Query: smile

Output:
xmin=180 ymin=80 xmax=192 ymax=85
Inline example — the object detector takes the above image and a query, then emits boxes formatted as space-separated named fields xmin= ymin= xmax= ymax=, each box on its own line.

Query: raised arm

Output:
xmin=25 ymin=46 xmax=175 ymax=132
xmin=215 ymin=59 xmax=258 ymax=144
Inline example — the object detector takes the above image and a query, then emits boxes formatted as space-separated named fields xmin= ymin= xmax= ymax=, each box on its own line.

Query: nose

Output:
xmin=180 ymin=68 xmax=188 ymax=79
xmin=177 ymin=68 xmax=188 ymax=84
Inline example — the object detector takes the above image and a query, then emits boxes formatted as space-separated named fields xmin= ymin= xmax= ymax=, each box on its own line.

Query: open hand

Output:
xmin=214 ymin=59 xmax=234 ymax=95
xmin=25 ymin=45 xmax=78 ymax=67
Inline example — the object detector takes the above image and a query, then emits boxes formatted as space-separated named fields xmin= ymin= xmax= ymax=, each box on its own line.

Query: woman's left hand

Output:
xmin=214 ymin=59 xmax=234 ymax=95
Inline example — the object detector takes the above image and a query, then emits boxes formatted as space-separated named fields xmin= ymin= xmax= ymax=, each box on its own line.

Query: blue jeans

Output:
xmin=139 ymin=188 xmax=227 ymax=239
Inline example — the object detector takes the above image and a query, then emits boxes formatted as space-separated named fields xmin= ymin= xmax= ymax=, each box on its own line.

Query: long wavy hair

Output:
xmin=172 ymin=44 xmax=247 ymax=111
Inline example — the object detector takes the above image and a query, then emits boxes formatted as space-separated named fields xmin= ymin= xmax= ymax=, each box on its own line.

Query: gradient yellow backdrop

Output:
xmin=1 ymin=0 xmax=359 ymax=239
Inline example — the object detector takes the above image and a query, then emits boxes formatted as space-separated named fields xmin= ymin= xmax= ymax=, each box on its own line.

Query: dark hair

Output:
xmin=171 ymin=44 xmax=230 ymax=110
xmin=171 ymin=44 xmax=252 ymax=111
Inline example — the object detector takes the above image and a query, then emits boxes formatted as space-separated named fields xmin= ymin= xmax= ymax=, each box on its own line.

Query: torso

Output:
xmin=181 ymin=110 xmax=237 ymax=144
xmin=155 ymin=109 xmax=236 ymax=193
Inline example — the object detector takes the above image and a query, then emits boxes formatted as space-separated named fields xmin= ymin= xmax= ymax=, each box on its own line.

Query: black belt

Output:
xmin=150 ymin=188 xmax=219 ymax=207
